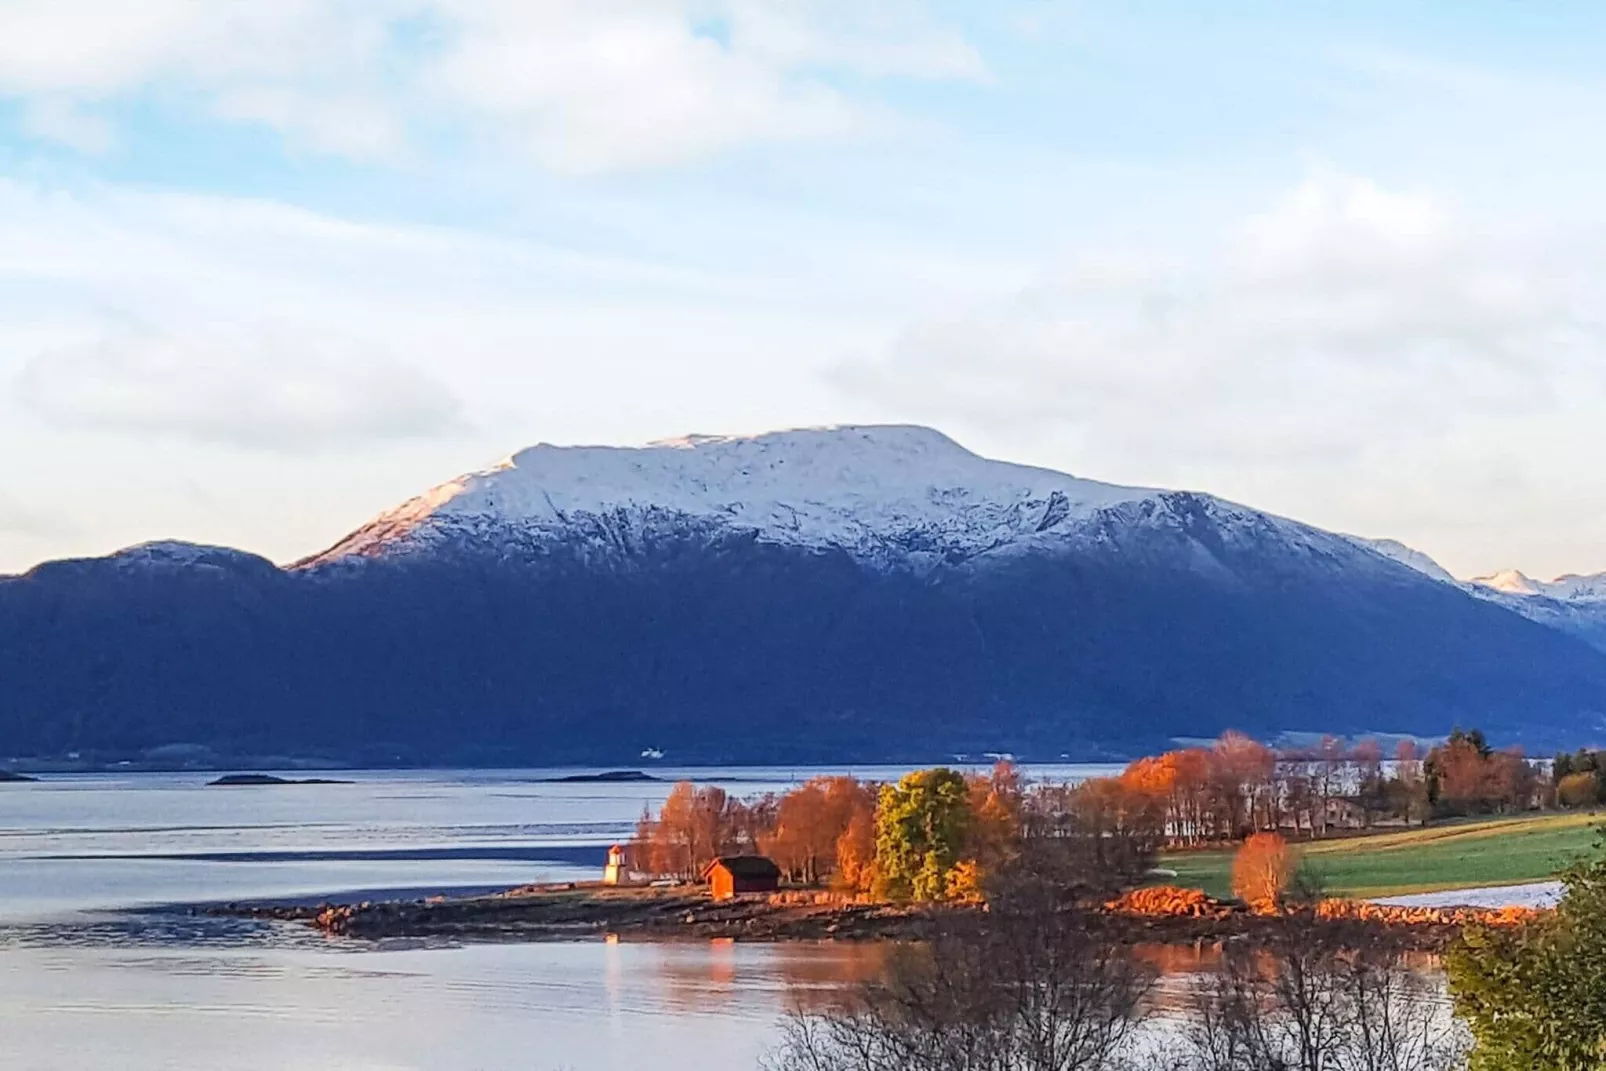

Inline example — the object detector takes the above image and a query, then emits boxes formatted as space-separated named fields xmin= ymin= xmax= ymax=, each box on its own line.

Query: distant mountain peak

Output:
xmin=1473 ymin=568 xmax=1542 ymax=596
xmin=1472 ymin=568 xmax=1606 ymax=604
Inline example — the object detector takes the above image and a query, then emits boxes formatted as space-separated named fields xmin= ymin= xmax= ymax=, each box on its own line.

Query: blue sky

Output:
xmin=3 ymin=1 xmax=1606 ymax=578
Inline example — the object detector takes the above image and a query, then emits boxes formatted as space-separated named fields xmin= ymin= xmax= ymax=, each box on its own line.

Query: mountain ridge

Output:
xmin=4 ymin=424 xmax=1606 ymax=766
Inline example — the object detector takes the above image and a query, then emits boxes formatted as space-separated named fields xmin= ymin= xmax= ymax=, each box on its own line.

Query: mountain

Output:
xmin=5 ymin=424 xmax=1606 ymax=766
xmin=1463 ymin=569 xmax=1606 ymax=653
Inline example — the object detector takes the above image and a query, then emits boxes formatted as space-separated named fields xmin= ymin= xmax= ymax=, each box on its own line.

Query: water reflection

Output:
xmin=0 ymin=910 xmax=892 ymax=1071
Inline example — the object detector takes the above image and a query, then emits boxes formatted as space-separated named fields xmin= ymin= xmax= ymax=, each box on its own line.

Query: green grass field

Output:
xmin=1160 ymin=812 xmax=1606 ymax=899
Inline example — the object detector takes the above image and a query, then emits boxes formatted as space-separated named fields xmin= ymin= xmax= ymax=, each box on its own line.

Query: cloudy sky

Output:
xmin=2 ymin=1 xmax=1605 ymax=579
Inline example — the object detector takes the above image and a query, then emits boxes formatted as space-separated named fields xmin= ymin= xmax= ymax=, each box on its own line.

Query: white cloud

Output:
xmin=14 ymin=327 xmax=469 ymax=450
xmin=0 ymin=492 xmax=72 ymax=541
xmin=19 ymin=98 xmax=115 ymax=153
xmin=841 ymin=172 xmax=1597 ymax=444
xmin=834 ymin=171 xmax=1606 ymax=574
xmin=0 ymin=1 xmax=982 ymax=171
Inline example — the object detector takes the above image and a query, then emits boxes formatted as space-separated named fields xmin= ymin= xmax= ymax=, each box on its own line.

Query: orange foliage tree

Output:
xmin=965 ymin=760 xmax=1026 ymax=871
xmin=628 ymin=781 xmax=767 ymax=880
xmin=1232 ymin=831 xmax=1295 ymax=913
xmin=762 ymin=776 xmax=877 ymax=885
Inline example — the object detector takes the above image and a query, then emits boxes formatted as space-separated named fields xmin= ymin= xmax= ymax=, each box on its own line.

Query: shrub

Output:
xmin=1557 ymin=771 xmax=1599 ymax=809
xmin=1232 ymin=832 xmax=1295 ymax=913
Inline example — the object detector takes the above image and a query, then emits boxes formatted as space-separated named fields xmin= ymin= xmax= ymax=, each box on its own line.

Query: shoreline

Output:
xmin=201 ymin=882 xmax=1484 ymax=952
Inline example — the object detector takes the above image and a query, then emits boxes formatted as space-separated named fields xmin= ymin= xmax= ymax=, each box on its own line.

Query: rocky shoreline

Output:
xmin=202 ymin=883 xmax=1478 ymax=951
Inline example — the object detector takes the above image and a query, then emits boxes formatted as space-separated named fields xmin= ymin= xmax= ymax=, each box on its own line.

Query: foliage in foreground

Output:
xmin=1448 ymin=852 xmax=1606 ymax=1069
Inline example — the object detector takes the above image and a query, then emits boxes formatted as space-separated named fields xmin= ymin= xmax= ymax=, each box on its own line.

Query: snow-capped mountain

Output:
xmin=300 ymin=424 xmax=1394 ymax=578
xmin=1340 ymin=534 xmax=1606 ymax=653
xmin=5 ymin=424 xmax=1606 ymax=766
xmin=1462 ymin=568 xmax=1606 ymax=653
xmin=1471 ymin=569 xmax=1606 ymax=604
xmin=302 ymin=425 xmax=1154 ymax=569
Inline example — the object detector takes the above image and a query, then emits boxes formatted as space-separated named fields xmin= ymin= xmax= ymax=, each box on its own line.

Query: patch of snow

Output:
xmin=102 ymin=541 xmax=275 ymax=573
xmin=1345 ymin=536 xmax=1458 ymax=584
xmin=1371 ymin=881 xmax=1563 ymax=910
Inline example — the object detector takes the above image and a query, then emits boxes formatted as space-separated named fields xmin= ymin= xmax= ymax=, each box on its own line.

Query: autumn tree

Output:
xmin=1557 ymin=771 xmax=1599 ymax=809
xmin=1428 ymin=731 xmax=1537 ymax=817
xmin=1232 ymin=832 xmax=1295 ymax=914
xmin=629 ymin=781 xmax=756 ymax=879
xmin=1214 ymin=731 xmax=1277 ymax=836
xmin=762 ymin=777 xmax=863 ymax=884
xmin=834 ymin=802 xmax=878 ymax=894
xmin=964 ymin=760 xmax=1026 ymax=872
xmin=874 ymin=768 xmax=971 ymax=902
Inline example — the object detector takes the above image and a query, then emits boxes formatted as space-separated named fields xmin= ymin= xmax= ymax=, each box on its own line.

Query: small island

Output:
xmin=207 ymin=773 xmax=354 ymax=787
xmin=546 ymin=769 xmax=659 ymax=783
xmin=0 ymin=770 xmax=37 ymax=783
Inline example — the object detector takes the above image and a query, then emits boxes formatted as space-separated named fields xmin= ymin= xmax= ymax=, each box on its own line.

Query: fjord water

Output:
xmin=0 ymin=765 xmax=1111 ymax=1070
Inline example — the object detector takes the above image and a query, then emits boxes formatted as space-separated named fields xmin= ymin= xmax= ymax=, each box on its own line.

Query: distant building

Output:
xmin=1324 ymin=798 xmax=1369 ymax=831
xmin=702 ymin=856 xmax=781 ymax=900
xmin=603 ymin=845 xmax=627 ymax=886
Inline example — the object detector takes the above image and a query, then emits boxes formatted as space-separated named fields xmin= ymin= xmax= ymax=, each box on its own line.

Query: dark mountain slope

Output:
xmin=3 ymin=488 xmax=1604 ymax=765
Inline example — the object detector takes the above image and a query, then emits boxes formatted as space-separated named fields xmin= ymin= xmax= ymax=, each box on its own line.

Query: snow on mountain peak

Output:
xmin=1472 ymin=568 xmax=1606 ymax=604
xmin=300 ymin=424 xmax=1162 ymax=568
xmin=1344 ymin=537 xmax=1458 ymax=584
xmin=1473 ymin=569 xmax=1541 ymax=596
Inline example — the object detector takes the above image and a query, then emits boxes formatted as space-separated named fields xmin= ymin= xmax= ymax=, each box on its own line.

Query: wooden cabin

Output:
xmin=702 ymin=855 xmax=781 ymax=900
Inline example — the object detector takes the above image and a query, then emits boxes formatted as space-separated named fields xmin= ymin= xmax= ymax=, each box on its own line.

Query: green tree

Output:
xmin=873 ymin=767 xmax=971 ymax=902
xmin=1449 ymin=850 xmax=1606 ymax=1068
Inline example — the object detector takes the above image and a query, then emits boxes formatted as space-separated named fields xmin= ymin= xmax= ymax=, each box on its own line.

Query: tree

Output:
xmin=628 ymin=780 xmax=755 ymax=879
xmin=1351 ymin=738 xmax=1386 ymax=828
xmin=1427 ymin=732 xmax=1534 ymax=818
xmin=874 ymin=768 xmax=971 ymax=902
xmin=1449 ymin=850 xmax=1606 ymax=1068
xmin=767 ymin=880 xmax=1155 ymax=1070
xmin=1188 ymin=924 xmax=1468 ymax=1071
xmin=834 ymin=804 xmax=878 ymax=894
xmin=1393 ymin=740 xmax=1430 ymax=827
xmin=1232 ymin=832 xmax=1295 ymax=914
xmin=1558 ymin=771 xmax=1600 ymax=809
xmin=1211 ymin=731 xmax=1276 ymax=837
xmin=966 ymin=760 xmax=1026 ymax=872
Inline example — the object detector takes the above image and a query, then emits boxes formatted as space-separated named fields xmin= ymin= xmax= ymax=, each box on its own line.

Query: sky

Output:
xmin=3 ymin=1 xmax=1606 ymax=580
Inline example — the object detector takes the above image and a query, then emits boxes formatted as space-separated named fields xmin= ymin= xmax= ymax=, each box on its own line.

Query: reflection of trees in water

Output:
xmin=1179 ymin=930 xmax=1467 ymax=1071
xmin=768 ymin=921 xmax=1469 ymax=1070
xmin=645 ymin=939 xmax=892 ymax=1017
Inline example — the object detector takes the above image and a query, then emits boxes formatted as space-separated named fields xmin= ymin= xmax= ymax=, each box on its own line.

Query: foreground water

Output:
xmin=0 ymin=765 xmax=1112 ymax=1070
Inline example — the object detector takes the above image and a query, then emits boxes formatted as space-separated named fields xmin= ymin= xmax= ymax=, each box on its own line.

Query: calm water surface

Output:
xmin=0 ymin=765 xmax=1114 ymax=1070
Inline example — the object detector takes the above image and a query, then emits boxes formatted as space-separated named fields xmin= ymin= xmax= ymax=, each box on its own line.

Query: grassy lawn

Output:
xmin=1159 ymin=812 xmax=1606 ymax=899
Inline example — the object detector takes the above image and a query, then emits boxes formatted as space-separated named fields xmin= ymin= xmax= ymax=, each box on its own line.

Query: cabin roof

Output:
xmin=702 ymin=855 xmax=781 ymax=880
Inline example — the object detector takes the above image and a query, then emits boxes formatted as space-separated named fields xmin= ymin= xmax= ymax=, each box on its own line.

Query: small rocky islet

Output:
xmin=206 ymin=773 xmax=355 ymax=787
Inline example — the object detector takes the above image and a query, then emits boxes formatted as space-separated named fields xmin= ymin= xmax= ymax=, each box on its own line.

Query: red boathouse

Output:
xmin=702 ymin=856 xmax=781 ymax=900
